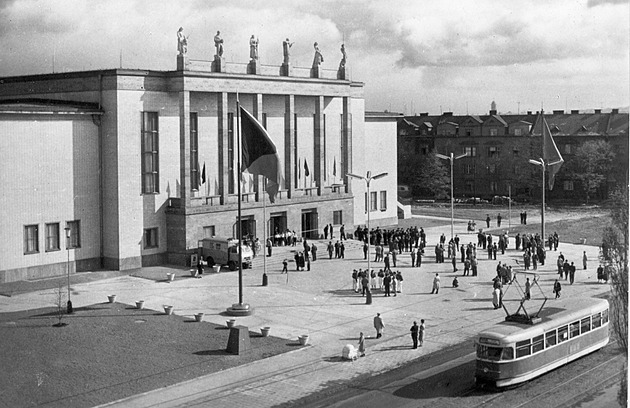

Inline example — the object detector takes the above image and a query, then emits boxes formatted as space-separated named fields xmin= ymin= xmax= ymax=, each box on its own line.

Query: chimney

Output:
xmin=553 ymin=110 xmax=564 ymax=114
xmin=612 ymin=108 xmax=619 ymax=114
xmin=527 ymin=111 xmax=532 ymax=115
xmin=489 ymin=110 xmax=497 ymax=115
xmin=571 ymin=110 xmax=579 ymax=114
xmin=443 ymin=112 xmax=453 ymax=116
xmin=594 ymin=109 xmax=602 ymax=114
xmin=420 ymin=112 xmax=429 ymax=116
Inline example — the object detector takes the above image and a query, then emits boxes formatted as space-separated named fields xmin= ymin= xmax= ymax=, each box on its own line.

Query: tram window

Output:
xmin=592 ymin=313 xmax=602 ymax=328
xmin=516 ymin=340 xmax=531 ymax=358
xmin=545 ymin=330 xmax=557 ymax=347
xmin=501 ymin=347 xmax=514 ymax=360
xmin=570 ymin=321 xmax=580 ymax=338
xmin=581 ymin=317 xmax=591 ymax=333
xmin=558 ymin=326 xmax=569 ymax=343
xmin=603 ymin=309 xmax=609 ymax=324
xmin=532 ymin=335 xmax=544 ymax=353
xmin=477 ymin=345 xmax=502 ymax=361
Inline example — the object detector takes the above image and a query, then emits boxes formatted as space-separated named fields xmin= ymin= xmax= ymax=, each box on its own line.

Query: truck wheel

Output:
xmin=228 ymin=261 xmax=237 ymax=271
xmin=206 ymin=257 xmax=215 ymax=267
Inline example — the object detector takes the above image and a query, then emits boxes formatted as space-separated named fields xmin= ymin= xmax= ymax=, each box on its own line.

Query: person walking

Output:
xmin=383 ymin=273 xmax=391 ymax=297
xmin=525 ymin=277 xmax=531 ymax=300
xmin=358 ymin=332 xmax=366 ymax=357
xmin=569 ymin=262 xmax=576 ymax=285
xmin=419 ymin=319 xmax=426 ymax=346
xmin=266 ymin=237 xmax=273 ymax=257
xmin=451 ymin=256 xmax=457 ymax=272
xmin=327 ymin=241 xmax=334 ymax=259
xmin=373 ymin=313 xmax=384 ymax=338
xmin=486 ymin=214 xmax=491 ymax=228
xmin=553 ymin=279 xmax=562 ymax=298
xmin=281 ymin=258 xmax=288 ymax=273
xmin=497 ymin=213 xmax=502 ymax=227
xmin=396 ymin=271 xmax=403 ymax=293
xmin=431 ymin=273 xmax=441 ymax=294
xmin=410 ymin=321 xmax=419 ymax=349
xmin=311 ymin=243 xmax=317 ymax=261
xmin=582 ymin=251 xmax=588 ymax=270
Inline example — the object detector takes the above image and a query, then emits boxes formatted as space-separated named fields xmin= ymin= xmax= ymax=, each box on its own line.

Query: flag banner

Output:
xmin=541 ymin=114 xmax=564 ymax=190
xmin=333 ymin=156 xmax=337 ymax=176
xmin=201 ymin=162 xmax=206 ymax=185
xmin=240 ymin=106 xmax=284 ymax=203
xmin=304 ymin=158 xmax=310 ymax=177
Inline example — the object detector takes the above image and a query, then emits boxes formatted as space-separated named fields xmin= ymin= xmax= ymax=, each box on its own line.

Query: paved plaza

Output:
xmin=0 ymin=215 xmax=610 ymax=408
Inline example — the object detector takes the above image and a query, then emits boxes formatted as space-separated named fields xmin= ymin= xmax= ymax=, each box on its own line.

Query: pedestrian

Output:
xmin=358 ymin=332 xmax=366 ymax=357
xmin=324 ymin=224 xmax=329 ymax=240
xmin=361 ymin=272 xmax=370 ymax=296
xmin=311 ymin=243 xmax=317 ymax=261
xmin=471 ymin=256 xmax=478 ymax=276
xmin=419 ymin=319 xmax=426 ymax=346
xmin=266 ymin=237 xmax=273 ymax=257
xmin=363 ymin=241 xmax=369 ymax=260
xmin=197 ymin=259 xmax=204 ymax=276
xmin=525 ymin=277 xmax=531 ymax=300
xmin=486 ymin=214 xmax=491 ymax=228
xmin=431 ymin=273 xmax=440 ymax=294
xmin=352 ymin=269 xmax=359 ymax=292
xmin=391 ymin=273 xmax=398 ymax=296
xmin=327 ymin=241 xmax=334 ymax=259
xmin=329 ymin=224 xmax=334 ymax=239
xmin=597 ymin=264 xmax=604 ymax=283
xmin=370 ymin=269 xmax=377 ymax=290
xmin=410 ymin=321 xmax=419 ymax=349
xmin=396 ymin=271 xmax=403 ymax=293
xmin=582 ymin=251 xmax=587 ymax=270
xmin=281 ymin=258 xmax=288 ymax=273
xmin=452 ymin=276 xmax=459 ymax=288
xmin=569 ymin=261 xmax=576 ymax=285
xmin=373 ymin=313 xmax=384 ymax=338
xmin=383 ymin=273 xmax=391 ymax=297
xmin=340 ymin=224 xmax=346 ymax=240
xmin=492 ymin=243 xmax=498 ymax=260
xmin=553 ymin=279 xmax=562 ymax=298
xmin=497 ymin=213 xmax=502 ymax=227
xmin=451 ymin=256 xmax=457 ymax=272
xmin=411 ymin=247 xmax=417 ymax=267
xmin=378 ymin=269 xmax=384 ymax=289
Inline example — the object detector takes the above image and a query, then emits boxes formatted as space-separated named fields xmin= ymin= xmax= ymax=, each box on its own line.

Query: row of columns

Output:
xmin=178 ymin=91 xmax=353 ymax=206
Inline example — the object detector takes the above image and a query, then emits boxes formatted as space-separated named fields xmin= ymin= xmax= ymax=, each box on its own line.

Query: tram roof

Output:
xmin=478 ymin=297 xmax=609 ymax=343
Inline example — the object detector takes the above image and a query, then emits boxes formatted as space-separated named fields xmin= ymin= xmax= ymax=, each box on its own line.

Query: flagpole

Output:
xmin=541 ymin=158 xmax=546 ymax=244
xmin=263 ymin=177 xmax=267 ymax=277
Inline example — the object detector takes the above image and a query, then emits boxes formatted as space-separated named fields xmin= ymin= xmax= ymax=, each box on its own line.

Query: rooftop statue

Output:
xmin=250 ymin=35 xmax=259 ymax=61
xmin=312 ymin=42 xmax=323 ymax=68
xmin=283 ymin=38 xmax=294 ymax=64
xmin=177 ymin=27 xmax=188 ymax=56
xmin=214 ymin=31 xmax=224 ymax=57
xmin=339 ymin=43 xmax=347 ymax=69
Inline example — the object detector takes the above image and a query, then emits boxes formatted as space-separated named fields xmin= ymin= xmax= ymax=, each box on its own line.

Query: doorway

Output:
xmin=301 ymin=210 xmax=319 ymax=239
xmin=233 ymin=216 xmax=256 ymax=241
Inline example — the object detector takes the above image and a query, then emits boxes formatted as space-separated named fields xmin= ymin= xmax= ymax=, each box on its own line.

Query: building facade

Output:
xmin=0 ymin=54 xmax=398 ymax=282
xmin=398 ymin=108 xmax=628 ymax=201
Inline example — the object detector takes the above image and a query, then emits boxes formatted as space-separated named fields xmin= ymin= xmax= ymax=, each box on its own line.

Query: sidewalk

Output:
xmin=0 ymin=221 xmax=609 ymax=408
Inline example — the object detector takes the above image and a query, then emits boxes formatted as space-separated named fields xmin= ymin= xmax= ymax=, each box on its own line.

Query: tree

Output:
xmin=599 ymin=186 xmax=628 ymax=405
xmin=404 ymin=154 xmax=449 ymax=198
xmin=570 ymin=140 xmax=614 ymax=203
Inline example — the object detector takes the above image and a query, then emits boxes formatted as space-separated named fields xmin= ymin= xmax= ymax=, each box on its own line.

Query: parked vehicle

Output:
xmin=464 ymin=197 xmax=489 ymax=204
xmin=198 ymin=237 xmax=253 ymax=271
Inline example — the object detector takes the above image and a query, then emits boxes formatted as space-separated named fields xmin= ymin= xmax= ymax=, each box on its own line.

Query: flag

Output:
xmin=240 ymin=106 xmax=284 ymax=203
xmin=541 ymin=114 xmax=564 ymax=190
xmin=304 ymin=158 xmax=310 ymax=177
xmin=333 ymin=156 xmax=337 ymax=176
xmin=200 ymin=162 xmax=206 ymax=185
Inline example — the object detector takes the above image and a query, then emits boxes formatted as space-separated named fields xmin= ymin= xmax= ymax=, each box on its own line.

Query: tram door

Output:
xmin=301 ymin=210 xmax=318 ymax=239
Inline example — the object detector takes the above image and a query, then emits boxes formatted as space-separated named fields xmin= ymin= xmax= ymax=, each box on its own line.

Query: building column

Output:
xmin=342 ymin=97 xmax=352 ymax=193
xmin=284 ymin=95 xmax=295 ymax=199
xmin=314 ymin=95 xmax=325 ymax=195
xmin=218 ymin=92 xmax=229 ymax=204
xmin=253 ymin=94 xmax=264 ymax=201
xmin=179 ymin=90 xmax=191 ymax=205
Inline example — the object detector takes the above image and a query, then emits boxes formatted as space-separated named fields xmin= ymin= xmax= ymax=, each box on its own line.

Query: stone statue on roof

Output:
xmin=312 ymin=42 xmax=323 ymax=68
xmin=283 ymin=38 xmax=294 ymax=64
xmin=339 ymin=43 xmax=347 ymax=69
xmin=214 ymin=31 xmax=224 ymax=57
xmin=250 ymin=35 xmax=259 ymax=61
xmin=177 ymin=27 xmax=188 ymax=56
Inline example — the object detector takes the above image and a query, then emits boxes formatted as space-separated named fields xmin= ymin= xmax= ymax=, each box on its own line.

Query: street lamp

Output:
xmin=436 ymin=152 xmax=468 ymax=240
xmin=347 ymin=171 xmax=388 ymax=277
xmin=64 ymin=226 xmax=73 ymax=314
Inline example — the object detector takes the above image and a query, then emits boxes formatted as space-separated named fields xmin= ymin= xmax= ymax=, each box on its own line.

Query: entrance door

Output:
xmin=301 ymin=210 xmax=319 ymax=239
xmin=233 ymin=217 xmax=256 ymax=240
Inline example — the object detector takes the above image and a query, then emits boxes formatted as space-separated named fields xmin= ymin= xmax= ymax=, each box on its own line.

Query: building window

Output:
xmin=514 ymin=128 xmax=522 ymax=136
xmin=465 ymin=164 xmax=473 ymax=175
xmin=489 ymin=128 xmax=498 ymax=136
xmin=66 ymin=220 xmax=81 ymax=249
xmin=465 ymin=181 xmax=473 ymax=192
xmin=24 ymin=224 xmax=39 ymax=254
xmin=370 ymin=191 xmax=378 ymax=212
xmin=513 ymin=147 xmax=519 ymax=156
xmin=420 ymin=145 xmax=429 ymax=155
xmin=228 ymin=112 xmax=234 ymax=194
xmin=463 ymin=146 xmax=477 ymax=157
xmin=490 ymin=181 xmax=498 ymax=192
xmin=488 ymin=146 xmax=499 ymax=158
xmin=564 ymin=144 xmax=572 ymax=154
xmin=564 ymin=180 xmax=574 ymax=191
xmin=190 ymin=112 xmax=199 ymax=191
xmin=380 ymin=191 xmax=387 ymax=211
xmin=141 ymin=112 xmax=159 ymax=194
xmin=488 ymin=164 xmax=496 ymax=174
xmin=45 ymin=223 xmax=60 ymax=252
xmin=333 ymin=210 xmax=343 ymax=225
xmin=203 ymin=226 xmax=215 ymax=238
xmin=465 ymin=129 xmax=472 ymax=136
xmin=144 ymin=228 xmax=159 ymax=249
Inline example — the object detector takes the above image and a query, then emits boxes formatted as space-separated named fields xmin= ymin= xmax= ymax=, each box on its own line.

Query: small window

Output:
xmin=24 ymin=224 xmax=39 ymax=254
xmin=66 ymin=220 xmax=81 ymax=249
xmin=45 ymin=223 xmax=60 ymax=252
xmin=144 ymin=228 xmax=159 ymax=249
xmin=513 ymin=147 xmax=519 ymax=156
xmin=570 ymin=321 xmax=580 ymax=338
xmin=501 ymin=347 xmax=514 ymax=360
xmin=477 ymin=345 xmax=502 ymax=361
xmin=333 ymin=210 xmax=343 ymax=225
xmin=545 ymin=330 xmax=557 ymax=347
xmin=532 ymin=335 xmax=545 ymax=353
xmin=465 ymin=164 xmax=473 ymax=175
xmin=488 ymin=146 xmax=499 ymax=158
xmin=490 ymin=128 xmax=498 ymax=136
xmin=564 ymin=144 xmax=572 ymax=154
xmin=514 ymin=128 xmax=522 ymax=136
xmin=603 ymin=309 xmax=609 ymax=324
xmin=370 ymin=191 xmax=378 ymax=212
xmin=490 ymin=181 xmax=498 ymax=193
xmin=203 ymin=226 xmax=215 ymax=238
xmin=464 ymin=146 xmax=477 ymax=157
xmin=558 ymin=326 xmax=569 ymax=343
xmin=592 ymin=312 xmax=602 ymax=328
xmin=581 ymin=317 xmax=591 ymax=334
xmin=564 ymin=180 xmax=574 ymax=191
xmin=380 ymin=191 xmax=387 ymax=211
xmin=516 ymin=339 xmax=531 ymax=358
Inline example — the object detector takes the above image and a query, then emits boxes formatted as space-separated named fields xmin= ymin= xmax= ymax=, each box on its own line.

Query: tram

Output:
xmin=475 ymin=297 xmax=609 ymax=388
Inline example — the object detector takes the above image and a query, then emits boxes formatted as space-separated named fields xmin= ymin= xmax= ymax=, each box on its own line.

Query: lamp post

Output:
xmin=436 ymin=152 xmax=468 ymax=240
xmin=64 ymin=227 xmax=73 ymax=314
xmin=347 ymin=171 xmax=388 ymax=276
xmin=528 ymin=158 xmax=546 ymax=241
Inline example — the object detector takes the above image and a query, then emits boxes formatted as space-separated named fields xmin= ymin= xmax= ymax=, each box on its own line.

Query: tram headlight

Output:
xmin=483 ymin=367 xmax=489 ymax=373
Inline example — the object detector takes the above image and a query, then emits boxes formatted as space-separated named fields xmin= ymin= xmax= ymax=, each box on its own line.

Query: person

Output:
xmin=370 ymin=269 xmax=377 ymax=290
xmin=197 ymin=259 xmax=204 ymax=276
xmin=311 ymin=243 xmax=317 ymax=261
xmin=282 ymin=38 xmax=294 ymax=64
xmin=523 ymin=211 xmax=527 ymax=224
xmin=452 ymin=276 xmax=459 ymax=288
xmin=597 ymin=264 xmax=604 ymax=283
xmin=525 ymin=277 xmax=531 ymax=300
xmin=358 ymin=332 xmax=366 ymax=357
xmin=363 ymin=241 xmax=368 ymax=260
xmin=451 ymin=256 xmax=457 ymax=272
xmin=486 ymin=214 xmax=491 ymax=228
xmin=214 ymin=31 xmax=224 ymax=57
xmin=391 ymin=273 xmax=398 ymax=296
xmin=373 ymin=313 xmax=384 ymax=338
xmin=249 ymin=35 xmax=259 ymax=60
xmin=583 ymin=251 xmax=588 ymax=270
xmin=569 ymin=261 xmax=576 ymax=285
xmin=410 ymin=247 xmax=417 ymax=267
xmin=492 ymin=277 xmax=502 ymax=309
xmin=339 ymin=43 xmax=347 ymax=69
xmin=329 ymin=223 xmax=334 ymax=239
xmin=324 ymin=224 xmax=329 ymax=240
xmin=340 ymin=224 xmax=346 ymax=240
xmin=497 ymin=213 xmax=502 ymax=227
xmin=410 ymin=321 xmax=419 ymax=349
xmin=431 ymin=273 xmax=440 ymax=294
xmin=383 ymin=273 xmax=391 ymax=296
xmin=377 ymin=269 xmax=384 ymax=289
xmin=361 ymin=273 xmax=370 ymax=296
xmin=419 ymin=319 xmax=426 ymax=346
xmin=312 ymin=42 xmax=324 ymax=68
xmin=327 ymin=241 xmax=334 ymax=259
xmin=266 ymin=237 xmax=273 ymax=257
xmin=396 ymin=271 xmax=403 ymax=293
xmin=281 ymin=258 xmax=288 ymax=274
xmin=553 ymin=279 xmax=562 ymax=298
xmin=177 ymin=27 xmax=188 ymax=56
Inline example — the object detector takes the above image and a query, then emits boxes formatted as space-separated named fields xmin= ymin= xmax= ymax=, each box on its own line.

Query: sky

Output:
xmin=0 ymin=0 xmax=628 ymax=115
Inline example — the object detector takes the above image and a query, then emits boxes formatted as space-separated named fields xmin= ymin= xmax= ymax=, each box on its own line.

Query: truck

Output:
xmin=198 ymin=237 xmax=253 ymax=271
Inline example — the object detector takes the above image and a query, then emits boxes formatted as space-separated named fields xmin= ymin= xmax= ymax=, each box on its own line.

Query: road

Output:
xmin=299 ymin=339 xmax=625 ymax=408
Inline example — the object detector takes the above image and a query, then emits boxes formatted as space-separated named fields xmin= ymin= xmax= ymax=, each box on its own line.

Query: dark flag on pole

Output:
xmin=200 ymin=162 xmax=206 ymax=185
xmin=333 ymin=156 xmax=337 ymax=176
xmin=304 ymin=158 xmax=310 ymax=177
xmin=240 ymin=106 xmax=284 ymax=203
xmin=541 ymin=114 xmax=564 ymax=190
